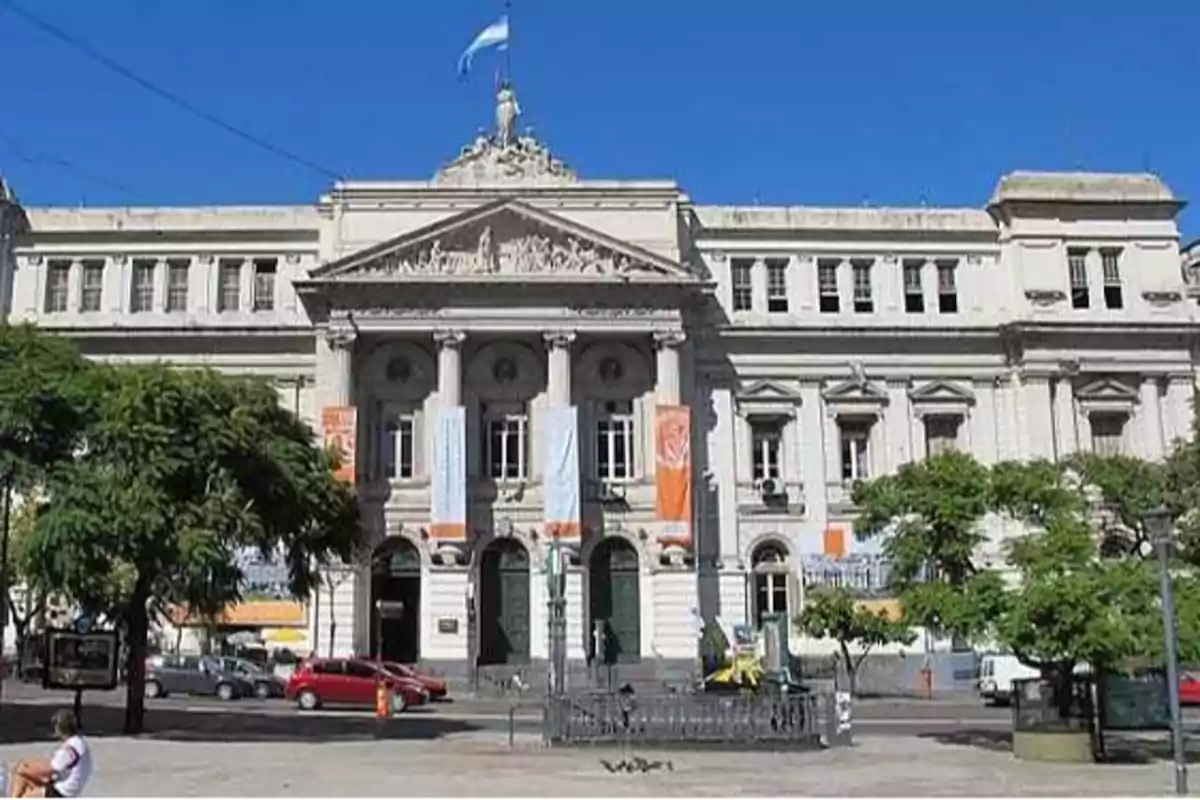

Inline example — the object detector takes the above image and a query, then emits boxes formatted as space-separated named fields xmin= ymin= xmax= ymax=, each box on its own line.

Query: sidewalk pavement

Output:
xmin=0 ymin=732 xmax=1181 ymax=796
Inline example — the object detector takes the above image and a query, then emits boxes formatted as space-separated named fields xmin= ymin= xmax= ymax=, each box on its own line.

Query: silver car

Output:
xmin=144 ymin=655 xmax=254 ymax=701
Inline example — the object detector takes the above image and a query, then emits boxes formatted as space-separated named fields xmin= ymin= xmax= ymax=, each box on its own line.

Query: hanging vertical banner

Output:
xmin=431 ymin=405 xmax=467 ymax=540
xmin=655 ymin=405 xmax=692 ymax=545
xmin=322 ymin=406 xmax=358 ymax=484
xmin=542 ymin=406 xmax=580 ymax=539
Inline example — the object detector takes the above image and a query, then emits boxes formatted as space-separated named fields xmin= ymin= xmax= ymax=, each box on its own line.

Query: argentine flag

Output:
xmin=458 ymin=16 xmax=509 ymax=78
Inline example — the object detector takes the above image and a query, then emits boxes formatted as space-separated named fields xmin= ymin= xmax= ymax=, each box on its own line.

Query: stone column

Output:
xmin=544 ymin=330 xmax=576 ymax=407
xmin=434 ymin=329 xmax=467 ymax=406
xmin=325 ymin=322 xmax=356 ymax=407
xmin=654 ymin=329 xmax=687 ymax=405
xmin=1052 ymin=376 xmax=1078 ymax=459
xmin=1139 ymin=377 xmax=1166 ymax=460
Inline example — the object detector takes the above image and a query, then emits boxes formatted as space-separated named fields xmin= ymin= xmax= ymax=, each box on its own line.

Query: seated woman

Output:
xmin=8 ymin=710 xmax=93 ymax=798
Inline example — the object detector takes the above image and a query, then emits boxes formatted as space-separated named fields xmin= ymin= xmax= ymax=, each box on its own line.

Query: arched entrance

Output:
xmin=589 ymin=538 xmax=641 ymax=664
xmin=369 ymin=538 xmax=421 ymax=663
xmin=478 ymin=539 xmax=531 ymax=665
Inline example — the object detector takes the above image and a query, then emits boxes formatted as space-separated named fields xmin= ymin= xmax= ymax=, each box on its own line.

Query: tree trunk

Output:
xmin=327 ymin=579 xmax=336 ymax=659
xmin=839 ymin=642 xmax=857 ymax=697
xmin=123 ymin=577 xmax=151 ymax=735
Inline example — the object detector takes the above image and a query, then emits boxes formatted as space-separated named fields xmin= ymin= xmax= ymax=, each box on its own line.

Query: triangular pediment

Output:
xmin=309 ymin=198 xmax=695 ymax=283
xmin=1075 ymin=377 xmax=1139 ymax=402
xmin=737 ymin=380 xmax=802 ymax=402
xmin=822 ymin=379 xmax=888 ymax=403
xmin=908 ymin=380 xmax=976 ymax=405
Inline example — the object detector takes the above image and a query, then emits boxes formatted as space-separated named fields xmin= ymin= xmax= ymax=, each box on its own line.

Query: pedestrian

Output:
xmin=7 ymin=709 xmax=93 ymax=798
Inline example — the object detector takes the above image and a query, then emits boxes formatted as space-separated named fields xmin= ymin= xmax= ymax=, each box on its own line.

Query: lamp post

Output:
xmin=1144 ymin=506 xmax=1187 ymax=796
xmin=546 ymin=540 xmax=566 ymax=697
xmin=0 ymin=467 xmax=12 ymax=712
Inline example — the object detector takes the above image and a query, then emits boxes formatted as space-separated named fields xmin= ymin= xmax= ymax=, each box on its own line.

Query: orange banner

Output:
xmin=322 ymin=406 xmax=358 ymax=484
xmin=655 ymin=405 xmax=692 ymax=545
xmin=823 ymin=526 xmax=847 ymax=558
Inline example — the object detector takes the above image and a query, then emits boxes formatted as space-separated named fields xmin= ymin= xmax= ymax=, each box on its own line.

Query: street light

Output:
xmin=1144 ymin=506 xmax=1188 ymax=796
xmin=0 ymin=467 xmax=12 ymax=713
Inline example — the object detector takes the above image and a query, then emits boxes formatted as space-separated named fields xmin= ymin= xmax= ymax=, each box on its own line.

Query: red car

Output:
xmin=285 ymin=657 xmax=429 ymax=712
xmin=373 ymin=660 xmax=449 ymax=701
xmin=1180 ymin=674 xmax=1200 ymax=705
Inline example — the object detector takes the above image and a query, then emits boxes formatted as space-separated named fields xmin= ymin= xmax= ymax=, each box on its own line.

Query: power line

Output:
xmin=0 ymin=132 xmax=149 ymax=203
xmin=0 ymin=0 xmax=344 ymax=182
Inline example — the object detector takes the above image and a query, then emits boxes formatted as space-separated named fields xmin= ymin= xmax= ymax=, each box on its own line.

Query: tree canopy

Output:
xmin=796 ymin=586 xmax=914 ymax=696
xmin=17 ymin=358 xmax=363 ymax=733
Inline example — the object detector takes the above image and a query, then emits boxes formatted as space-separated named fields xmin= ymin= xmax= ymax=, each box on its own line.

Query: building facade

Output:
xmin=2 ymin=93 xmax=1196 ymax=678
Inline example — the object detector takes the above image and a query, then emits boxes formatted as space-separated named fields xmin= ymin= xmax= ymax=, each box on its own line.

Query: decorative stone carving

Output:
xmin=1024 ymin=288 xmax=1066 ymax=306
xmin=847 ymin=359 xmax=868 ymax=388
xmin=360 ymin=232 xmax=645 ymax=277
xmin=434 ymin=124 xmax=576 ymax=187
xmin=285 ymin=253 xmax=302 ymax=265
xmin=325 ymin=322 xmax=357 ymax=351
xmin=568 ymin=305 xmax=671 ymax=317
xmin=1142 ymin=289 xmax=1182 ymax=306
xmin=653 ymin=329 xmax=687 ymax=349
xmin=542 ymin=330 xmax=577 ymax=349
xmin=433 ymin=329 xmax=467 ymax=349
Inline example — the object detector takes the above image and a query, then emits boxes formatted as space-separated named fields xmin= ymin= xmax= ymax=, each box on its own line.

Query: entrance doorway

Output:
xmin=369 ymin=538 xmax=421 ymax=664
xmin=478 ymin=538 xmax=531 ymax=665
xmin=589 ymin=538 xmax=641 ymax=664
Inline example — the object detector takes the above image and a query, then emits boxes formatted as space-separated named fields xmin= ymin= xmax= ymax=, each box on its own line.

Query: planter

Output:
xmin=1012 ymin=729 xmax=1093 ymax=763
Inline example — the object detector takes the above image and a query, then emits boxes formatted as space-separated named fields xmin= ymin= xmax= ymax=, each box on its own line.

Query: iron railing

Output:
xmin=543 ymin=691 xmax=844 ymax=749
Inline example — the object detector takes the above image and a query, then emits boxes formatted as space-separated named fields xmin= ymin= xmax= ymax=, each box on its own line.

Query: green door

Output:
xmin=370 ymin=539 xmax=421 ymax=664
xmin=590 ymin=539 xmax=641 ymax=665
xmin=480 ymin=540 xmax=531 ymax=664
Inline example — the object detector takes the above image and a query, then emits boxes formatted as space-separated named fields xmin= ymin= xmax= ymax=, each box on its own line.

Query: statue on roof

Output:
xmin=496 ymin=81 xmax=521 ymax=148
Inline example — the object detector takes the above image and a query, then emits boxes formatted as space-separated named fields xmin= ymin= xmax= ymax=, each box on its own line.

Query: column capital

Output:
xmin=433 ymin=329 xmax=467 ymax=349
xmin=653 ymin=328 xmax=687 ymax=349
xmin=543 ymin=329 xmax=577 ymax=349
xmin=325 ymin=321 xmax=357 ymax=351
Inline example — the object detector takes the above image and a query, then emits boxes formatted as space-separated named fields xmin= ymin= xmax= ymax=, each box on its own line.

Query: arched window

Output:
xmin=751 ymin=541 xmax=790 ymax=628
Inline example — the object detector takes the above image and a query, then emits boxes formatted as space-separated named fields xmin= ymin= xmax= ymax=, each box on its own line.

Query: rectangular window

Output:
xmin=937 ymin=260 xmax=959 ymax=313
xmin=754 ymin=572 xmax=789 ymax=628
xmin=130 ymin=259 xmax=155 ymax=313
xmin=218 ymin=260 xmax=241 ymax=312
xmin=731 ymin=259 xmax=753 ymax=312
xmin=765 ymin=259 xmax=788 ymax=313
xmin=380 ymin=414 xmax=416 ymax=480
xmin=596 ymin=401 xmax=635 ymax=481
xmin=45 ymin=261 xmax=70 ymax=313
xmin=818 ymin=260 xmax=840 ymax=313
xmin=79 ymin=260 xmax=104 ymax=313
xmin=852 ymin=260 xmax=874 ymax=313
xmin=253 ymin=258 xmax=277 ymax=312
xmin=486 ymin=413 xmax=527 ymax=480
xmin=1101 ymin=249 xmax=1123 ymax=309
xmin=1090 ymin=413 xmax=1126 ymax=456
xmin=166 ymin=260 xmax=190 ymax=312
xmin=924 ymin=415 xmax=961 ymax=457
xmin=903 ymin=260 xmax=924 ymax=313
xmin=1068 ymin=249 xmax=1089 ymax=309
xmin=750 ymin=422 xmax=782 ymax=481
xmin=839 ymin=422 xmax=871 ymax=482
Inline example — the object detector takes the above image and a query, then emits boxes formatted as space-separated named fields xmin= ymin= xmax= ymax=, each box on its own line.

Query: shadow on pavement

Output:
xmin=0 ymin=701 xmax=482 ymax=744
xmin=918 ymin=729 xmax=1012 ymax=753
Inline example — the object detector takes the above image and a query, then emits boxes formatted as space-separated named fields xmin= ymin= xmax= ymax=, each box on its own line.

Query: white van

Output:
xmin=977 ymin=654 xmax=1040 ymax=706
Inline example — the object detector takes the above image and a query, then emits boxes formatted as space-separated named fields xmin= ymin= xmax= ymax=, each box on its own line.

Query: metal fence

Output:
xmin=543 ymin=691 xmax=845 ymax=749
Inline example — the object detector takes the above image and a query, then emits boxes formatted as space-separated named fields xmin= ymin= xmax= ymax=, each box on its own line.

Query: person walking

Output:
xmin=7 ymin=710 xmax=93 ymax=797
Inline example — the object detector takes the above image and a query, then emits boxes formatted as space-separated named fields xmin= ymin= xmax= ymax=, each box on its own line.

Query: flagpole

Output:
xmin=504 ymin=0 xmax=513 ymax=84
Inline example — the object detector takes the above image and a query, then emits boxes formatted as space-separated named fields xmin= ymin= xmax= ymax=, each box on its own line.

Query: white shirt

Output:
xmin=50 ymin=735 xmax=92 ymax=797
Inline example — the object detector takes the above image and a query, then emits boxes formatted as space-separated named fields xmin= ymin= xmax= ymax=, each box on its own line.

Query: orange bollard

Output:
xmin=375 ymin=680 xmax=392 ymax=719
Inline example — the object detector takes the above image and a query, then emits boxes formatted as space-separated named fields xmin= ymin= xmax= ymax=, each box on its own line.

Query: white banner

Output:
xmin=431 ymin=405 xmax=466 ymax=540
xmin=542 ymin=406 xmax=580 ymax=539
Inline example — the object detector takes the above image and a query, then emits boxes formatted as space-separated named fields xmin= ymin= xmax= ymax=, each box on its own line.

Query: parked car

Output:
xmin=214 ymin=656 xmax=287 ymax=699
xmin=145 ymin=655 xmax=254 ymax=701
xmin=1180 ymin=673 xmax=1200 ymax=705
xmin=977 ymin=654 xmax=1040 ymax=706
xmin=372 ymin=660 xmax=448 ymax=701
xmin=285 ymin=657 xmax=429 ymax=711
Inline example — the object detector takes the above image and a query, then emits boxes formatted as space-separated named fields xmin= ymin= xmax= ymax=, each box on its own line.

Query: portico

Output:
xmin=297 ymin=187 xmax=707 ymax=680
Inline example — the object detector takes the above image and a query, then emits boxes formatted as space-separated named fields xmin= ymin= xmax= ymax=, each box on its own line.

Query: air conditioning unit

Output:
xmin=756 ymin=477 xmax=783 ymax=498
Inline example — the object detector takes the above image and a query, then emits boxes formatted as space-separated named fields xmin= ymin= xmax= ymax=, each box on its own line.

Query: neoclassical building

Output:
xmin=1 ymin=92 xmax=1196 ymax=678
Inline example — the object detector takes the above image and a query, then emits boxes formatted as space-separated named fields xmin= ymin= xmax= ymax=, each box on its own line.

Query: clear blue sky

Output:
xmin=0 ymin=0 xmax=1196 ymax=236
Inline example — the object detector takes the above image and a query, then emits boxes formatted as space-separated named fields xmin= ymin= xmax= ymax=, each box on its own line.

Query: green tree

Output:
xmin=22 ymin=364 xmax=364 ymax=734
xmin=852 ymin=451 xmax=992 ymax=640
xmin=796 ymin=586 xmax=915 ymax=696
